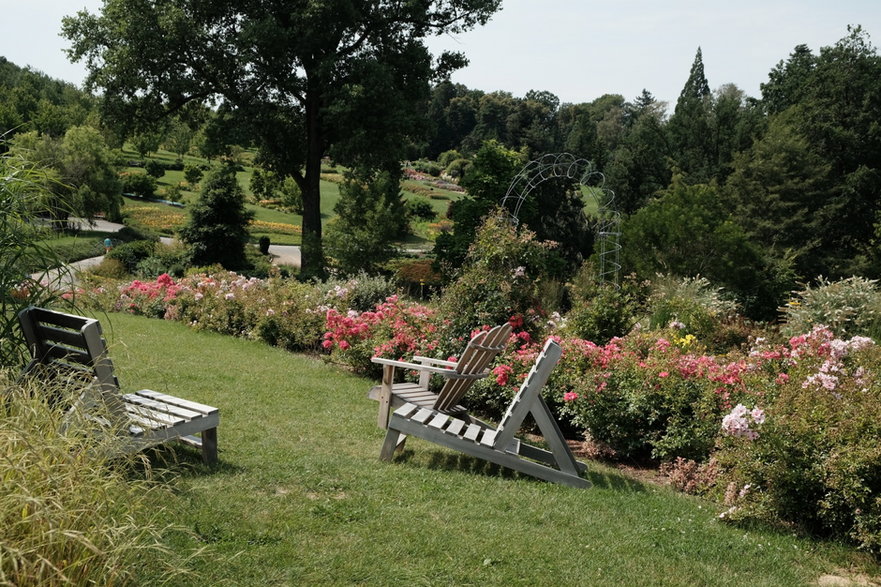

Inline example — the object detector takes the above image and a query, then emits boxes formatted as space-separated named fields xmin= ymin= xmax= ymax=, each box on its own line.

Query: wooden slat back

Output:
xmin=18 ymin=307 xmax=127 ymax=423
xmin=492 ymin=339 xmax=562 ymax=450
xmin=434 ymin=323 xmax=512 ymax=412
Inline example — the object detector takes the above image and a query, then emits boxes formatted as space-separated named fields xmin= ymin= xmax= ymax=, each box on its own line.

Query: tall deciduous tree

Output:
xmin=8 ymin=126 xmax=122 ymax=224
xmin=758 ymin=26 xmax=881 ymax=277
xmin=725 ymin=112 xmax=831 ymax=279
xmin=604 ymin=90 xmax=670 ymax=213
xmin=63 ymin=0 xmax=501 ymax=276
xmin=622 ymin=175 xmax=790 ymax=318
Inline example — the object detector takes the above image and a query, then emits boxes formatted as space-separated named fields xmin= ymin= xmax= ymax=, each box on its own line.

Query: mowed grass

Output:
xmin=98 ymin=312 xmax=879 ymax=585
xmin=120 ymin=150 xmax=466 ymax=248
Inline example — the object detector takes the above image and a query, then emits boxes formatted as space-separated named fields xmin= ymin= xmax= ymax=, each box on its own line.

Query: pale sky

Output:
xmin=3 ymin=0 xmax=881 ymax=107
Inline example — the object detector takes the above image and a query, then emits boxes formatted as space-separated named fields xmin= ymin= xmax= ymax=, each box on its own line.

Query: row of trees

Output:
xmin=422 ymin=27 xmax=881 ymax=317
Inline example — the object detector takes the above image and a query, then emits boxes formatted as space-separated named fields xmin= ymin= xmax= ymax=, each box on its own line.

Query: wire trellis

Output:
xmin=499 ymin=153 xmax=621 ymax=286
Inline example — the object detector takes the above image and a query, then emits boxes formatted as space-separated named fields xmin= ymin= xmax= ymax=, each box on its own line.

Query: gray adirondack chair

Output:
xmin=368 ymin=323 xmax=512 ymax=429
xmin=380 ymin=339 xmax=590 ymax=489
xmin=18 ymin=306 xmax=219 ymax=463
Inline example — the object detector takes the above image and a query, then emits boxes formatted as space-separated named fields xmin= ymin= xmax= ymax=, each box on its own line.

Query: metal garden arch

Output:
xmin=499 ymin=153 xmax=621 ymax=285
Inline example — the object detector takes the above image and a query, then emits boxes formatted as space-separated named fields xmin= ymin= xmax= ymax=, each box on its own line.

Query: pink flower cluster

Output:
xmin=323 ymin=308 xmax=379 ymax=350
xmin=322 ymin=296 xmax=438 ymax=359
xmin=120 ymin=273 xmax=182 ymax=302
xmin=721 ymin=404 xmax=766 ymax=440
xmin=113 ymin=273 xmax=188 ymax=315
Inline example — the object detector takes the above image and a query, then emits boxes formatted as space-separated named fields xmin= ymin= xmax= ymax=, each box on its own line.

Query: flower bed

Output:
xmin=78 ymin=271 xmax=881 ymax=554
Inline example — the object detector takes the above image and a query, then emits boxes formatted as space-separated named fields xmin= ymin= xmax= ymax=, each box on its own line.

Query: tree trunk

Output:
xmin=300 ymin=88 xmax=326 ymax=278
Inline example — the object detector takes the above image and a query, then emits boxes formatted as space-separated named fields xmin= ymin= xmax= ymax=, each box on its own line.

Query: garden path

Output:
xmin=33 ymin=219 xmax=301 ymax=289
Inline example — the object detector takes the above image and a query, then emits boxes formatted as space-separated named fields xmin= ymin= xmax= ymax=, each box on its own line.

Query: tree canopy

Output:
xmin=62 ymin=0 xmax=502 ymax=276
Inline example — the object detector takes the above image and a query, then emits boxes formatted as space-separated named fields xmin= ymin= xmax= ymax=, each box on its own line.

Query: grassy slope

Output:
xmin=100 ymin=312 xmax=877 ymax=585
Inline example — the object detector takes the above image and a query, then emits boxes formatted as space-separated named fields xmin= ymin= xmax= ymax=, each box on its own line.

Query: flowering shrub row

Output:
xmin=248 ymin=219 xmax=302 ymax=235
xmin=81 ymin=271 xmax=325 ymax=352
xmin=78 ymin=269 xmax=881 ymax=553
xmin=466 ymin=322 xmax=881 ymax=554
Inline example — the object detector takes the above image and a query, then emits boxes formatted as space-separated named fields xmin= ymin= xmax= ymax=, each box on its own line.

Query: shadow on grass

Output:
xmin=393 ymin=449 xmax=646 ymax=492
xmin=136 ymin=444 xmax=244 ymax=480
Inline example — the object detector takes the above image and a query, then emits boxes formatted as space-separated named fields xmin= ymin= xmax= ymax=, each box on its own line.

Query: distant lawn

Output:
xmin=119 ymin=150 xmax=463 ymax=248
xmin=99 ymin=313 xmax=880 ymax=585
xmin=31 ymin=229 xmax=115 ymax=270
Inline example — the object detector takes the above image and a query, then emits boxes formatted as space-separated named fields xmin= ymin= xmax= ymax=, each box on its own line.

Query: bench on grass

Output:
xmin=18 ymin=306 xmax=219 ymax=463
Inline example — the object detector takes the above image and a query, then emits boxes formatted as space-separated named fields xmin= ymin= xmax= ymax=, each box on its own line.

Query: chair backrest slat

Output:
xmin=18 ymin=307 xmax=127 ymax=423
xmin=434 ymin=323 xmax=512 ymax=412
xmin=492 ymin=339 xmax=562 ymax=450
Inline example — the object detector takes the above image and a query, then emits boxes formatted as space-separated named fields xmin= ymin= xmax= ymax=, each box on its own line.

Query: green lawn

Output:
xmin=119 ymin=150 xmax=465 ymax=249
xmin=99 ymin=313 xmax=879 ymax=585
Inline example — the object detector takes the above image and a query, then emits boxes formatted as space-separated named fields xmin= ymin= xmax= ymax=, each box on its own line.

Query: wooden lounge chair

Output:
xmin=18 ymin=306 xmax=219 ymax=463
xmin=380 ymin=339 xmax=590 ymax=489
xmin=368 ymin=323 xmax=512 ymax=429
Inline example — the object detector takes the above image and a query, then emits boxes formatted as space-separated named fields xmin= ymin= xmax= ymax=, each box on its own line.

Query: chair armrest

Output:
xmin=411 ymin=356 xmax=458 ymax=368
xmin=371 ymin=357 xmax=485 ymax=380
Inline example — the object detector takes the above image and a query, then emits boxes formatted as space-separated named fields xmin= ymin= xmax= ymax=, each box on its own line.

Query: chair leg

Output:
xmin=395 ymin=433 xmax=407 ymax=453
xmin=380 ymin=428 xmax=402 ymax=461
xmin=377 ymin=365 xmax=394 ymax=429
xmin=201 ymin=427 xmax=218 ymax=464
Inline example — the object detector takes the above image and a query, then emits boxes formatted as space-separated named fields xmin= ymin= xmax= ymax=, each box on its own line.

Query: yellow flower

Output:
xmin=674 ymin=333 xmax=696 ymax=348
xmin=249 ymin=220 xmax=302 ymax=235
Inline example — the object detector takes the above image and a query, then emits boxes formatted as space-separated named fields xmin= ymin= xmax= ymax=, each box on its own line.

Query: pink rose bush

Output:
xmin=321 ymin=295 xmax=439 ymax=376
xmin=80 ymin=271 xmax=326 ymax=351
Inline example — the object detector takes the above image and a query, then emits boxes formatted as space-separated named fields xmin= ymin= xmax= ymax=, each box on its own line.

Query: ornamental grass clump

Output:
xmin=0 ymin=152 xmax=71 ymax=368
xmin=640 ymin=274 xmax=736 ymax=333
xmin=0 ymin=372 xmax=198 ymax=585
xmin=781 ymin=276 xmax=881 ymax=339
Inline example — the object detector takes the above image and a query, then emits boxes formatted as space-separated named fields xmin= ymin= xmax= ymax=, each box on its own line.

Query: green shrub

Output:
xmin=163 ymin=183 xmax=183 ymax=202
xmin=279 ymin=177 xmax=303 ymax=214
xmin=437 ymin=149 xmax=462 ymax=169
xmin=563 ymin=267 xmax=648 ymax=344
xmin=412 ymin=159 xmax=442 ymax=177
xmin=121 ymin=171 xmax=157 ymax=199
xmin=116 ymin=224 xmax=160 ymax=243
xmin=183 ymin=163 xmax=204 ymax=186
xmin=106 ymin=240 xmax=157 ymax=273
xmin=89 ymin=257 xmax=129 ymax=279
xmin=324 ymin=169 xmax=405 ymax=275
xmin=781 ymin=276 xmax=881 ymax=339
xmin=406 ymin=196 xmax=436 ymax=221
xmin=145 ymin=159 xmax=165 ymax=178
xmin=437 ymin=212 xmax=557 ymax=343
xmin=444 ymin=157 xmax=470 ymax=179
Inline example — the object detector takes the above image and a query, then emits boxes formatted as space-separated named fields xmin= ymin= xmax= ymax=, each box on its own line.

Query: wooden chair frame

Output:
xmin=368 ymin=323 xmax=512 ymax=429
xmin=381 ymin=339 xmax=590 ymax=489
xmin=18 ymin=306 xmax=219 ymax=463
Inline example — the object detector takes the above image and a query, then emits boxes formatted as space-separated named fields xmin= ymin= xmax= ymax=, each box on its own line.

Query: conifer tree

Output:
xmin=668 ymin=48 xmax=715 ymax=181
xmin=180 ymin=164 xmax=254 ymax=270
